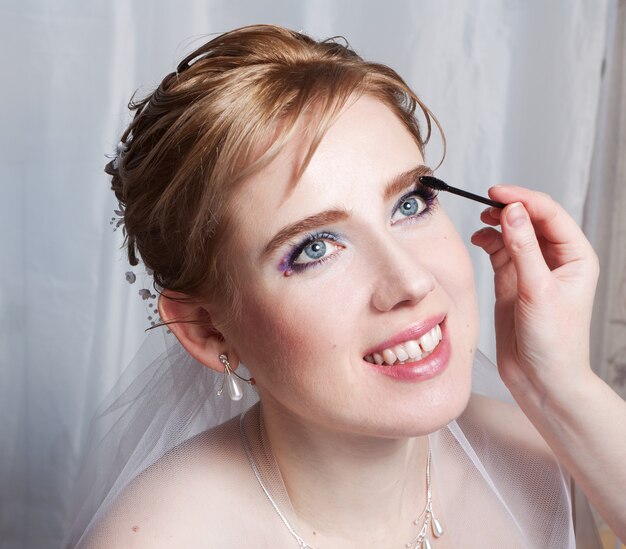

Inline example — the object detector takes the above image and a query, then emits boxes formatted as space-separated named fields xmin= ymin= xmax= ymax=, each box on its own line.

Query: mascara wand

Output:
xmin=419 ymin=175 xmax=506 ymax=209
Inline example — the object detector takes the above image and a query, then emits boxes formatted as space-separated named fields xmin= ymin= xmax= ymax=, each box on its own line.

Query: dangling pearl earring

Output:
xmin=217 ymin=354 xmax=255 ymax=401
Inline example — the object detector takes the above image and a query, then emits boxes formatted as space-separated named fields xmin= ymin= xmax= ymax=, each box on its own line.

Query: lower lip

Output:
xmin=363 ymin=320 xmax=451 ymax=381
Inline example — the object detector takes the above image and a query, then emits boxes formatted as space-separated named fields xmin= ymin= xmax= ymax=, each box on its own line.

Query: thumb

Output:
xmin=501 ymin=202 xmax=551 ymax=298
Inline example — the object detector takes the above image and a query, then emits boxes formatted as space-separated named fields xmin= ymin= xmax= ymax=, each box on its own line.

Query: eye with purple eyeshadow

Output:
xmin=278 ymin=231 xmax=346 ymax=276
xmin=278 ymin=183 xmax=438 ymax=276
xmin=390 ymin=182 xmax=439 ymax=225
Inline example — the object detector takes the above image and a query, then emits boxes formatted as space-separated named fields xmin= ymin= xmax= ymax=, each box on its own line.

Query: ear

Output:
xmin=157 ymin=290 xmax=240 ymax=374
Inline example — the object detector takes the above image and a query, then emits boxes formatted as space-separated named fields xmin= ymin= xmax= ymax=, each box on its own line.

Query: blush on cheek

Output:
xmin=235 ymin=293 xmax=318 ymax=372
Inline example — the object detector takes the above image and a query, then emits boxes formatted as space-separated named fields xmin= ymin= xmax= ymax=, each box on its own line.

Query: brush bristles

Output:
xmin=418 ymin=176 xmax=448 ymax=191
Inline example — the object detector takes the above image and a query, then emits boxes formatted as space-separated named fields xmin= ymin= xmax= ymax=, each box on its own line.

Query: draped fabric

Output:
xmin=584 ymin=0 xmax=626 ymax=401
xmin=0 ymin=1 xmax=614 ymax=548
xmin=582 ymin=1 xmax=626 ymax=544
xmin=61 ymin=337 xmax=578 ymax=548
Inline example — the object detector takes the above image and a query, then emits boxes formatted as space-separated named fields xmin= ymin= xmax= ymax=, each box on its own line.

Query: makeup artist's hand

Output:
xmin=469 ymin=186 xmax=600 ymax=401
xmin=470 ymin=187 xmax=626 ymax=542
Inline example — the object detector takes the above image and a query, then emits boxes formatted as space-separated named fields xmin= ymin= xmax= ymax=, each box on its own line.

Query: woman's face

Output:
xmin=221 ymin=95 xmax=479 ymax=437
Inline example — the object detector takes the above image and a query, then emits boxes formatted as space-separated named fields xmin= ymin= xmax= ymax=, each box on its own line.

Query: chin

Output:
xmin=382 ymin=365 xmax=473 ymax=438
xmin=427 ymin=383 xmax=472 ymax=433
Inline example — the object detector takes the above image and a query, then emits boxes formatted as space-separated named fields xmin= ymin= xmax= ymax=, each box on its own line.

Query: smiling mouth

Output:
xmin=363 ymin=322 xmax=443 ymax=366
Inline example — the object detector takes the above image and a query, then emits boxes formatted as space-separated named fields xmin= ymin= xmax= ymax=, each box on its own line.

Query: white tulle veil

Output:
xmin=60 ymin=318 xmax=592 ymax=548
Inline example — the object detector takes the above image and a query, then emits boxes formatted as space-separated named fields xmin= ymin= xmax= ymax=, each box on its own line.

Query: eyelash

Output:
xmin=280 ymin=184 xmax=439 ymax=275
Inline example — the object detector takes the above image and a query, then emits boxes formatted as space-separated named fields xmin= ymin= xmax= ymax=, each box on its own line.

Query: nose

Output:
xmin=370 ymin=239 xmax=436 ymax=312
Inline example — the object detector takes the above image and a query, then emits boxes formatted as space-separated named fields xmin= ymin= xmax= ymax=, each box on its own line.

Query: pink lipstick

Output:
xmin=363 ymin=316 xmax=450 ymax=382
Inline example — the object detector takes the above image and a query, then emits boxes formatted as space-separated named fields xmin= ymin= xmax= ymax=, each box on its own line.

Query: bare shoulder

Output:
xmin=461 ymin=392 xmax=555 ymax=462
xmin=78 ymin=413 xmax=256 ymax=548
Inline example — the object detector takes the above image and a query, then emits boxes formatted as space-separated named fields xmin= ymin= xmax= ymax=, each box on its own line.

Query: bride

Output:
xmin=64 ymin=24 xmax=625 ymax=548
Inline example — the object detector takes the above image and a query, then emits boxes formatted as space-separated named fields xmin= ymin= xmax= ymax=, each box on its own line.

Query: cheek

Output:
xmin=438 ymin=227 xmax=478 ymax=308
xmin=450 ymin=246 xmax=480 ymax=377
xmin=446 ymin=239 xmax=477 ymax=316
xmin=451 ymin=243 xmax=478 ymax=309
xmin=433 ymin=229 xmax=480 ymax=351
xmin=232 ymin=283 xmax=352 ymax=385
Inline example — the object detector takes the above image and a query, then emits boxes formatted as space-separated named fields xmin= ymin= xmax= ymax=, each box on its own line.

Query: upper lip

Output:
xmin=363 ymin=313 xmax=446 ymax=357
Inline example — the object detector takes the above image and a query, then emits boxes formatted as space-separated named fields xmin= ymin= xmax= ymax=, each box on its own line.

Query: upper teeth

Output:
xmin=364 ymin=323 xmax=442 ymax=366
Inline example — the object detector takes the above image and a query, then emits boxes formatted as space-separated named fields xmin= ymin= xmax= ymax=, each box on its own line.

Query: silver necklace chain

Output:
xmin=239 ymin=410 xmax=314 ymax=548
xmin=239 ymin=409 xmax=444 ymax=549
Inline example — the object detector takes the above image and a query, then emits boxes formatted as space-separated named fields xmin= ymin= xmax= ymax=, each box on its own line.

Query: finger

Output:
xmin=479 ymin=207 xmax=502 ymax=226
xmin=490 ymin=247 xmax=512 ymax=272
xmin=471 ymin=227 xmax=501 ymax=251
xmin=500 ymin=202 xmax=552 ymax=297
xmin=487 ymin=185 xmax=594 ymax=264
xmin=471 ymin=227 xmax=510 ymax=271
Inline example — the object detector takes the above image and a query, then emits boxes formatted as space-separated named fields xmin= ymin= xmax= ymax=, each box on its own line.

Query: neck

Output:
xmin=257 ymin=400 xmax=431 ymax=546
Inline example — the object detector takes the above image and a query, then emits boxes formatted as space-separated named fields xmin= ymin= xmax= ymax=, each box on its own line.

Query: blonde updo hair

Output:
xmin=106 ymin=24 xmax=444 ymax=328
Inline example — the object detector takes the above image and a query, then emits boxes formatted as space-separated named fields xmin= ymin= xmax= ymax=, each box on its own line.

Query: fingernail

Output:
xmin=506 ymin=202 xmax=527 ymax=227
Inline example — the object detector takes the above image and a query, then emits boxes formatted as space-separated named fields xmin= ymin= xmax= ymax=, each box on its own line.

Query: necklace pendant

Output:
xmin=432 ymin=517 xmax=444 ymax=538
xmin=423 ymin=538 xmax=433 ymax=549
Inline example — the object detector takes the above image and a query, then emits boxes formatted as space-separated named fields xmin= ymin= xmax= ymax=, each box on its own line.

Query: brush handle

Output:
xmin=446 ymin=186 xmax=506 ymax=209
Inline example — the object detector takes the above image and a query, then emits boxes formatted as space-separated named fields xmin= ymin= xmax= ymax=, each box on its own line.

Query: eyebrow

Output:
xmin=382 ymin=164 xmax=433 ymax=202
xmin=260 ymin=164 xmax=433 ymax=261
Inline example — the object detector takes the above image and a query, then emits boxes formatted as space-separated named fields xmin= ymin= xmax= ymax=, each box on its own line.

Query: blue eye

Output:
xmin=282 ymin=232 xmax=344 ymax=274
xmin=391 ymin=187 xmax=437 ymax=224
xmin=302 ymin=240 xmax=327 ymax=260
xmin=398 ymin=197 xmax=420 ymax=216
xmin=295 ymin=238 xmax=333 ymax=266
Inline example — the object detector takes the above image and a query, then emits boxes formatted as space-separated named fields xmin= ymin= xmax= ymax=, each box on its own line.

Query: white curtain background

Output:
xmin=582 ymin=3 xmax=626 ymax=542
xmin=584 ymin=0 xmax=626 ymax=402
xmin=0 ymin=1 xmax=618 ymax=547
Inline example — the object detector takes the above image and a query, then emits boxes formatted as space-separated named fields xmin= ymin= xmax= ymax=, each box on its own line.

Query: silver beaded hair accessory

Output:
xmin=111 ymin=140 xmax=128 ymax=170
xmin=106 ymin=142 xmax=164 ymax=330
